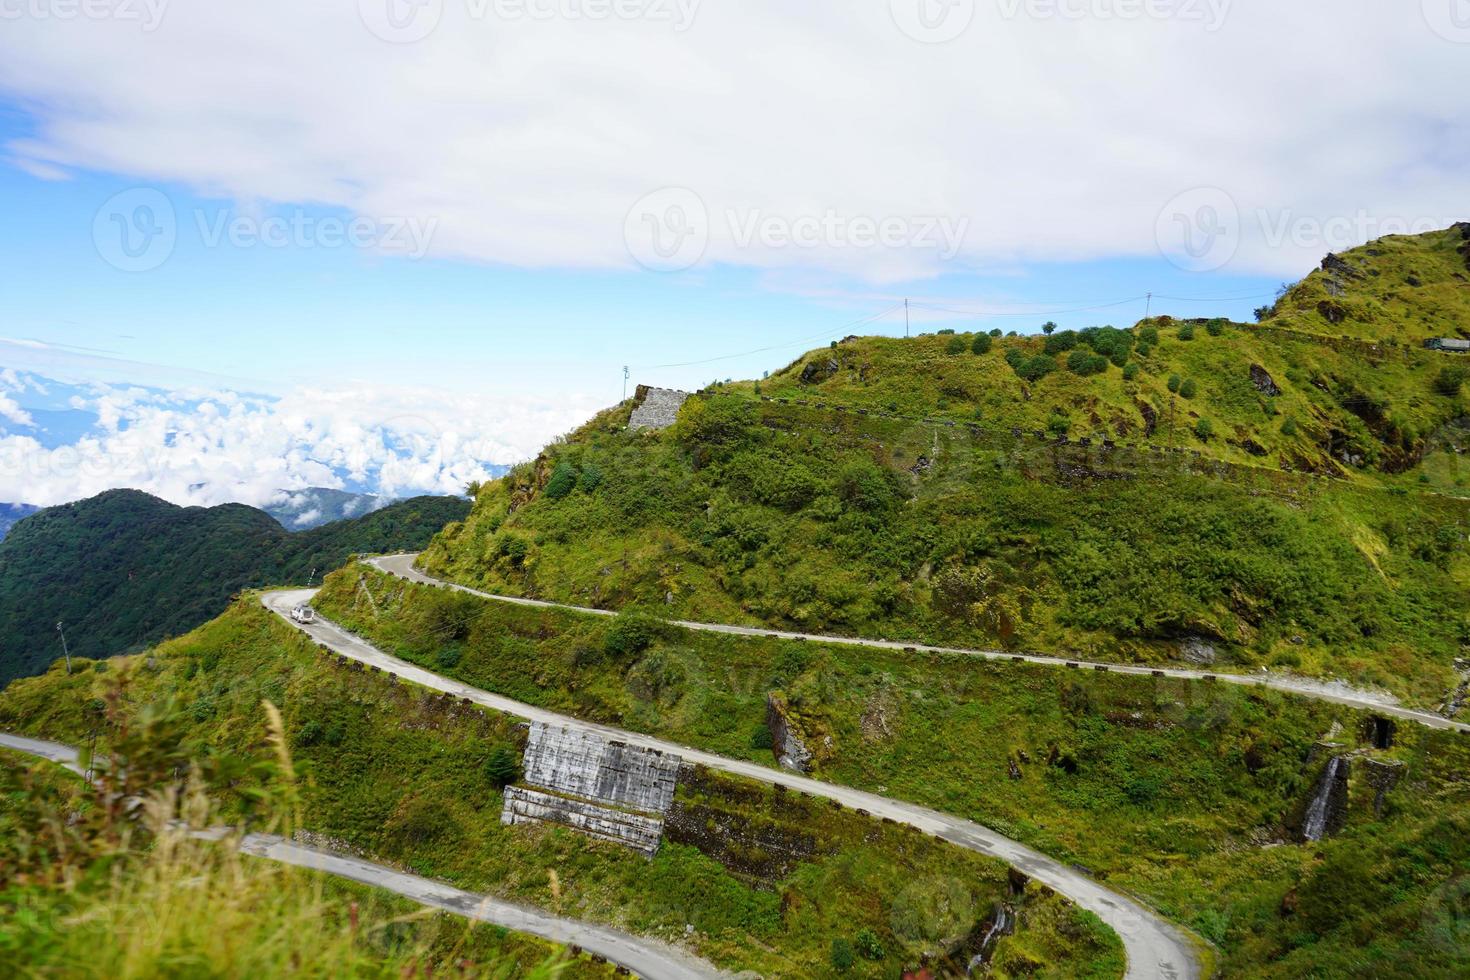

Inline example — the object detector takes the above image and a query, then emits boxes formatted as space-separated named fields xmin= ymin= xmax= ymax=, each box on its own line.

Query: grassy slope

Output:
xmin=0 ymin=603 xmax=1120 ymax=980
xmin=315 ymin=564 xmax=1470 ymax=978
xmin=420 ymin=228 xmax=1470 ymax=704
xmin=0 ymin=488 xmax=470 ymax=685
xmin=0 ymin=751 xmax=586 ymax=980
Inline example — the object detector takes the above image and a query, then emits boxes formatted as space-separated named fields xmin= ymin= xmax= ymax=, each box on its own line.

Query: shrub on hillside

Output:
xmin=1139 ymin=325 xmax=1159 ymax=346
xmin=1179 ymin=324 xmax=1196 ymax=340
xmin=1067 ymin=350 xmax=1108 ymax=376
xmin=1044 ymin=331 xmax=1078 ymax=355
xmin=946 ymin=336 xmax=968 ymax=355
xmin=604 ymin=610 xmax=667 ymax=658
xmin=1179 ymin=378 xmax=1198 ymax=399
xmin=485 ymin=745 xmax=521 ymax=787
xmin=1195 ymin=418 xmax=1214 ymax=441
xmin=544 ymin=461 xmax=578 ymax=500
xmin=830 ymin=939 xmax=855 ymax=973
xmin=1168 ymin=374 xmax=1183 ymax=393
xmin=1434 ymin=366 xmax=1468 ymax=397
xmin=1014 ymin=354 xmax=1058 ymax=382
xmin=1282 ymin=416 xmax=1299 ymax=436
xmin=1123 ymin=362 xmax=1140 ymax=381
xmin=970 ymin=333 xmax=992 ymax=355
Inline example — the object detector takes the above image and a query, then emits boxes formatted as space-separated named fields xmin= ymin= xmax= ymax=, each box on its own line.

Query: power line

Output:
xmin=910 ymin=296 xmax=1148 ymax=318
xmin=636 ymin=303 xmax=904 ymax=371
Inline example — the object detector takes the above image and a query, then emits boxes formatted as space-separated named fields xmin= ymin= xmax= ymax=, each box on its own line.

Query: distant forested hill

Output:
xmin=0 ymin=489 xmax=468 ymax=685
xmin=0 ymin=504 xmax=39 ymax=540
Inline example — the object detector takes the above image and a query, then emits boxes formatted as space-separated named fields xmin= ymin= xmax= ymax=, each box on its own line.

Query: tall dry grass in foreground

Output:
xmin=1 ymin=694 xmax=567 ymax=979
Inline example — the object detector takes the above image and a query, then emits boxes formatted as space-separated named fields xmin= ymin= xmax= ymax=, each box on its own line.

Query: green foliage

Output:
xmin=970 ymin=333 xmax=993 ymax=355
xmin=1206 ymin=319 xmax=1226 ymax=337
xmin=829 ymin=938 xmax=855 ymax=972
xmin=1067 ymin=350 xmax=1109 ymax=376
xmin=485 ymin=745 xmax=521 ymax=788
xmin=1014 ymin=354 xmax=1059 ymax=382
xmin=544 ymin=461 xmax=578 ymax=501
xmin=1178 ymin=324 xmax=1196 ymax=341
xmin=1122 ymin=363 xmax=1140 ymax=382
xmin=604 ymin=610 xmax=667 ymax=658
xmin=1281 ymin=417 xmax=1299 ymax=437
xmin=578 ymin=464 xmax=604 ymax=494
xmin=1195 ymin=418 xmax=1214 ymax=441
xmin=1167 ymin=374 xmax=1182 ymax=393
xmin=1042 ymin=321 xmax=1058 ymax=335
xmin=1138 ymin=326 xmax=1159 ymax=346
xmin=1044 ymin=331 xmax=1078 ymax=356
xmin=0 ymin=490 xmax=470 ymax=688
xmin=1179 ymin=378 xmax=1198 ymax=399
xmin=854 ymin=927 xmax=885 ymax=960
xmin=945 ymin=336 xmax=968 ymax=355
xmin=1434 ymin=366 xmax=1467 ymax=397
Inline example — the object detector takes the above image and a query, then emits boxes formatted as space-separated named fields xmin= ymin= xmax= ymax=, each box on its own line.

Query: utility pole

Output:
xmin=56 ymin=621 xmax=71 ymax=674
xmin=1145 ymin=292 xmax=1153 ymax=320
xmin=905 ymin=298 xmax=910 ymax=338
xmin=622 ymin=365 xmax=630 ymax=401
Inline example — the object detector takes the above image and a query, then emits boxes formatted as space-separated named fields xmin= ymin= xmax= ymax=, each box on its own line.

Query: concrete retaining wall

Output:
xmin=501 ymin=787 xmax=665 ymax=855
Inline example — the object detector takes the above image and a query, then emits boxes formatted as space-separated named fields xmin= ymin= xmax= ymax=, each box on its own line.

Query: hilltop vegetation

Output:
xmin=0 ymin=602 xmax=1121 ymax=979
xmin=0 ymin=489 xmax=470 ymax=686
xmin=422 ymin=226 xmax=1470 ymax=704
xmin=317 ymin=563 xmax=1470 ymax=978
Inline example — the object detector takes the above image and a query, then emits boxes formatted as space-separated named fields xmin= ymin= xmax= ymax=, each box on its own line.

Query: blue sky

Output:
xmin=0 ymin=1 xmax=1465 ymax=507
xmin=0 ymin=132 xmax=1283 ymax=404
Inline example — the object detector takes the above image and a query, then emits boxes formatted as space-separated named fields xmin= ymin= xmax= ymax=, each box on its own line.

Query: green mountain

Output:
xmin=422 ymin=225 xmax=1470 ymax=706
xmin=0 ymin=489 xmax=468 ymax=686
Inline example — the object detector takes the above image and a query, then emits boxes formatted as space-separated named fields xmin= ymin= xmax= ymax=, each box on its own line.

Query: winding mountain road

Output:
xmin=261 ymin=587 xmax=1202 ymax=980
xmin=370 ymin=553 xmax=1468 ymax=735
xmin=0 ymin=733 xmax=725 ymax=980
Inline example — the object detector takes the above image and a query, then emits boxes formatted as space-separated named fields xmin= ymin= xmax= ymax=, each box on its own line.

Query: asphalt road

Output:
xmin=0 ymin=731 xmax=724 ymax=980
xmin=263 ymin=587 xmax=1202 ymax=980
xmin=369 ymin=553 xmax=1468 ymax=735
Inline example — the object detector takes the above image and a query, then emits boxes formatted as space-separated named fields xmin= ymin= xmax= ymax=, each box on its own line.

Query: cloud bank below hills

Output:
xmin=0 ymin=368 xmax=598 ymax=509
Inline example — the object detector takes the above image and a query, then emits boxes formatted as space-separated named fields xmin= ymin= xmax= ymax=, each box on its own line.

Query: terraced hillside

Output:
xmin=421 ymin=226 xmax=1470 ymax=706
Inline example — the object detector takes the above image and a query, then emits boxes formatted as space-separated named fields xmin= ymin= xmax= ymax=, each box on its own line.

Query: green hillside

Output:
xmin=314 ymin=562 xmax=1470 ymax=977
xmin=421 ymin=226 xmax=1470 ymax=705
xmin=0 ymin=602 xmax=1121 ymax=979
xmin=0 ymin=489 xmax=469 ymax=686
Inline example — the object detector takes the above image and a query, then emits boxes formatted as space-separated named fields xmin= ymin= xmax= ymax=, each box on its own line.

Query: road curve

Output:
xmin=263 ymin=587 xmax=1202 ymax=980
xmin=0 ymin=733 xmax=725 ymax=980
xmin=370 ymin=553 xmax=1467 ymax=735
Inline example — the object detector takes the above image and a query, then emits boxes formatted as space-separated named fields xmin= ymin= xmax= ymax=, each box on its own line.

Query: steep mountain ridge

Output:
xmin=421 ymin=226 xmax=1470 ymax=704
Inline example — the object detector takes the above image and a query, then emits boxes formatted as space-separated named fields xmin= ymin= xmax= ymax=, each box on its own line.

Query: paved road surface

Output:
xmin=263 ymin=588 xmax=1202 ymax=980
xmin=0 ymin=732 xmax=724 ymax=980
xmin=370 ymin=553 xmax=1467 ymax=735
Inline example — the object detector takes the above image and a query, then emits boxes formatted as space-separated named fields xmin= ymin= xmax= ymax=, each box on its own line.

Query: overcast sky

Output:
xmin=0 ymin=1 xmax=1466 ymax=506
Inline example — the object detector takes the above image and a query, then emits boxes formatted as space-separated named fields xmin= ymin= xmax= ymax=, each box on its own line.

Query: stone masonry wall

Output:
xmin=628 ymin=386 xmax=690 ymax=432
xmin=501 ymin=723 xmax=683 ymax=855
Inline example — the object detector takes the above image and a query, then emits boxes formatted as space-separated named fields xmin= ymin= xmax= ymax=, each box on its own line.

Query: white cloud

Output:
xmin=0 ymin=2 xmax=1463 ymax=281
xmin=0 ymin=372 xmax=599 ymax=508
